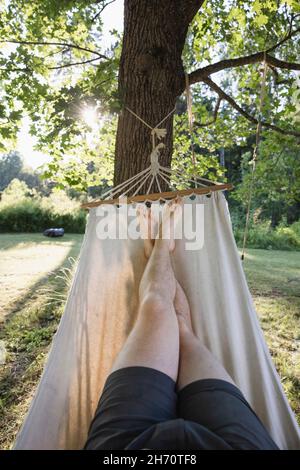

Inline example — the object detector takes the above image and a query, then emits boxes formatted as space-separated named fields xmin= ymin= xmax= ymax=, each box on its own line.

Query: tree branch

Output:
xmin=194 ymin=96 xmax=222 ymax=127
xmin=40 ymin=47 xmax=69 ymax=60
xmin=266 ymin=20 xmax=300 ymax=53
xmin=267 ymin=54 xmax=300 ymax=71
xmin=92 ymin=0 xmax=116 ymax=22
xmin=202 ymin=77 xmax=300 ymax=139
xmin=189 ymin=50 xmax=300 ymax=84
xmin=0 ymin=56 xmax=104 ymax=73
xmin=189 ymin=26 xmax=300 ymax=84
xmin=268 ymin=65 xmax=291 ymax=86
xmin=0 ymin=40 xmax=108 ymax=59
xmin=48 ymin=56 xmax=104 ymax=69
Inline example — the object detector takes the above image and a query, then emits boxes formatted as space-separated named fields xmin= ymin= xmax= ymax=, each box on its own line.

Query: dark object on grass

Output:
xmin=43 ymin=228 xmax=65 ymax=238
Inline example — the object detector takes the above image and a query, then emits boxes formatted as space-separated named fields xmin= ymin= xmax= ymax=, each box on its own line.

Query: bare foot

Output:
xmin=156 ymin=197 xmax=183 ymax=252
xmin=136 ymin=204 xmax=157 ymax=258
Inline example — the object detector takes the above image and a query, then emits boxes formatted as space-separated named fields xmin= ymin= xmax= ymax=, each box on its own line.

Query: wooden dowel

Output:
xmin=81 ymin=183 xmax=233 ymax=209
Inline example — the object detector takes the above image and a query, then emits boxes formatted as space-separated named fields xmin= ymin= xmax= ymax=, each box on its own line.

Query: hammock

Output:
xmin=14 ymin=193 xmax=300 ymax=449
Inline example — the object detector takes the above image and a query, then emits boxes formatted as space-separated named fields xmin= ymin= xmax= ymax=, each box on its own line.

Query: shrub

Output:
xmin=2 ymin=178 xmax=33 ymax=201
xmin=290 ymin=220 xmax=300 ymax=238
xmin=0 ymin=189 xmax=87 ymax=233
xmin=234 ymin=220 xmax=300 ymax=251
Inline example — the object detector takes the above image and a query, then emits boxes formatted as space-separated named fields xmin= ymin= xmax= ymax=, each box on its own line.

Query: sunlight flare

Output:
xmin=81 ymin=106 xmax=98 ymax=128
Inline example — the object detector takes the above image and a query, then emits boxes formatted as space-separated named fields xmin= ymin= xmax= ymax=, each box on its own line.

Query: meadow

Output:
xmin=0 ymin=233 xmax=299 ymax=449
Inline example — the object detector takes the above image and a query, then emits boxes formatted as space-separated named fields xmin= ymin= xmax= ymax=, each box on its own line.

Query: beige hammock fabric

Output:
xmin=14 ymin=193 xmax=300 ymax=449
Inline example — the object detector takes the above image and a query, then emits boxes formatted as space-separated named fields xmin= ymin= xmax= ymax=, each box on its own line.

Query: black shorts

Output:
xmin=84 ymin=366 xmax=279 ymax=450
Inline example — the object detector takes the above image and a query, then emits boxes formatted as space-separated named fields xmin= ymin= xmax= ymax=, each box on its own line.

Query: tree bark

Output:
xmin=114 ymin=0 xmax=201 ymax=190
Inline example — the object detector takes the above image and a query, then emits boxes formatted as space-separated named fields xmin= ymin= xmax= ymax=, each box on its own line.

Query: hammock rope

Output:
xmin=98 ymin=105 xmax=225 ymax=203
xmin=82 ymin=94 xmax=233 ymax=209
xmin=241 ymin=52 xmax=268 ymax=261
xmin=185 ymin=72 xmax=197 ymax=184
xmin=126 ymin=106 xmax=176 ymax=151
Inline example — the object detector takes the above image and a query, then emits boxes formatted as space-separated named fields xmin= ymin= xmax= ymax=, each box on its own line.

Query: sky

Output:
xmin=17 ymin=0 xmax=124 ymax=169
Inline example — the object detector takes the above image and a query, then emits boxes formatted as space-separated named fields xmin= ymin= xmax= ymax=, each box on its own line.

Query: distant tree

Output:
xmin=2 ymin=178 xmax=32 ymax=201
xmin=19 ymin=167 xmax=43 ymax=191
xmin=0 ymin=151 xmax=23 ymax=190
xmin=233 ymin=132 xmax=300 ymax=226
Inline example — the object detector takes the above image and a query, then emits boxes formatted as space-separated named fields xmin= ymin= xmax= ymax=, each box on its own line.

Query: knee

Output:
xmin=177 ymin=314 xmax=199 ymax=348
xmin=140 ymin=292 xmax=167 ymax=313
xmin=139 ymin=281 xmax=166 ymax=302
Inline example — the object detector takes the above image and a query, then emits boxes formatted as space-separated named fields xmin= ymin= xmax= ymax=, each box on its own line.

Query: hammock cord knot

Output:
xmin=125 ymin=106 xmax=175 ymax=159
xmin=150 ymin=143 xmax=165 ymax=175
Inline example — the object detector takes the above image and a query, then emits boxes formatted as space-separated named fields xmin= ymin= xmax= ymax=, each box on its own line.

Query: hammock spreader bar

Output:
xmin=81 ymin=183 xmax=233 ymax=208
xmin=82 ymin=94 xmax=233 ymax=210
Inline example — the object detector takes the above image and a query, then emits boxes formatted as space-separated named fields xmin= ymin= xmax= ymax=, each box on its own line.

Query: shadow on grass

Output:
xmin=0 ymin=233 xmax=83 ymax=251
xmin=0 ymin=237 xmax=83 ymax=449
xmin=0 ymin=235 xmax=83 ymax=324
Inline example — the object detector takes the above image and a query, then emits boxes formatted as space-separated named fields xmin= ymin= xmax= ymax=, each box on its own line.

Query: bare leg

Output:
xmin=110 ymin=200 xmax=182 ymax=382
xmin=174 ymin=281 xmax=235 ymax=390
xmin=136 ymin=204 xmax=156 ymax=258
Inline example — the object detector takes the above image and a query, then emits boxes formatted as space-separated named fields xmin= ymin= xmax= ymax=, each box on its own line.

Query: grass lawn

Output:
xmin=241 ymin=249 xmax=300 ymax=423
xmin=0 ymin=234 xmax=299 ymax=449
xmin=0 ymin=233 xmax=83 ymax=322
xmin=0 ymin=233 xmax=84 ymax=449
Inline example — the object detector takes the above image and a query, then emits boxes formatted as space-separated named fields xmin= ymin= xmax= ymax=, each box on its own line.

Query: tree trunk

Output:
xmin=114 ymin=0 xmax=200 ymax=191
